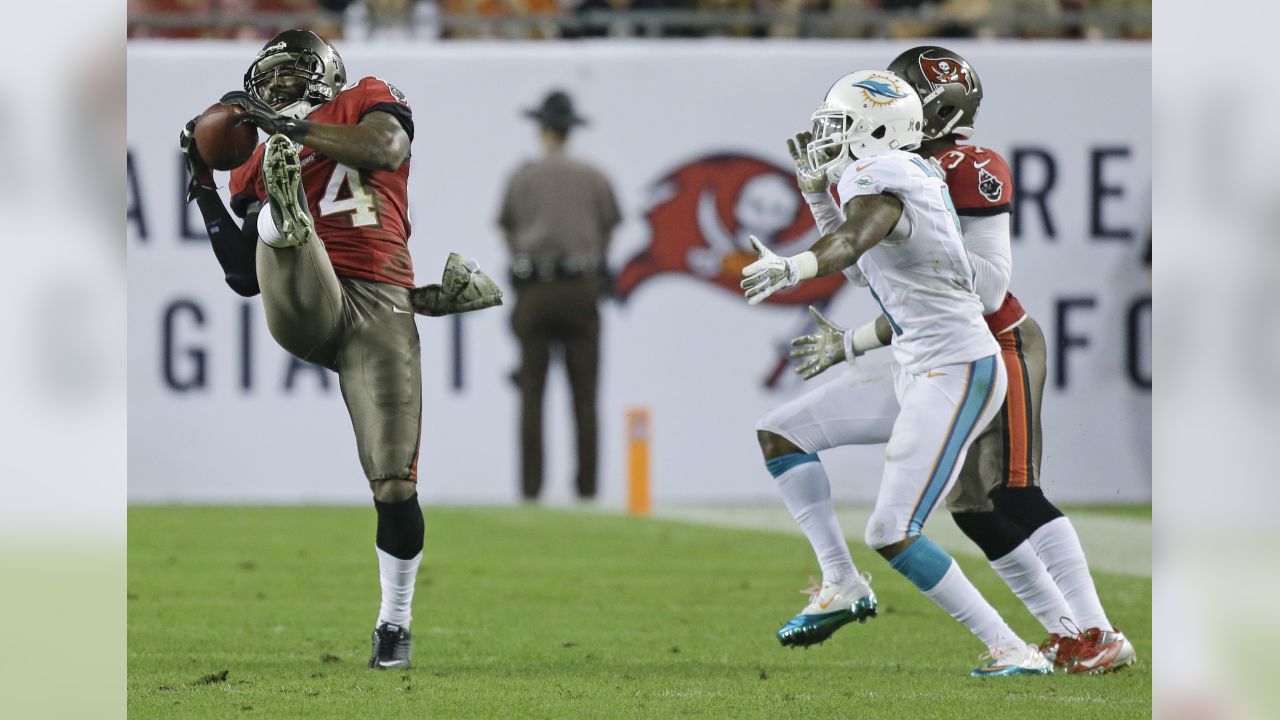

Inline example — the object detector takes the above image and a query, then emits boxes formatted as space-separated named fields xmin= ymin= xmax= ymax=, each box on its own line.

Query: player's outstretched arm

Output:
xmin=806 ymin=193 xmax=903 ymax=276
xmin=181 ymin=117 xmax=260 ymax=297
xmin=741 ymin=192 xmax=902 ymax=305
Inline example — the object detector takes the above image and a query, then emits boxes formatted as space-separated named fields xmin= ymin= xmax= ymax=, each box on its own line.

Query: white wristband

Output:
xmin=792 ymin=251 xmax=818 ymax=281
xmin=846 ymin=320 xmax=886 ymax=359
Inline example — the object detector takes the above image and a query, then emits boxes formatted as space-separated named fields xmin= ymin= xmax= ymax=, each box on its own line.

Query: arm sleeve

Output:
xmin=959 ymin=213 xmax=1012 ymax=314
xmin=802 ymin=191 xmax=845 ymax=235
xmin=598 ymin=174 xmax=622 ymax=232
xmin=357 ymin=77 xmax=414 ymax=141
xmin=498 ymin=170 xmax=519 ymax=234
xmin=194 ymin=189 xmax=260 ymax=297
xmin=939 ymin=145 xmax=1013 ymax=216
xmin=597 ymin=176 xmax=621 ymax=256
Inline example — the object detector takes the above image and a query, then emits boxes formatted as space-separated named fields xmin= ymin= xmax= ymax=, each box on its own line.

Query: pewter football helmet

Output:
xmin=244 ymin=30 xmax=347 ymax=120
xmin=887 ymin=45 xmax=983 ymax=140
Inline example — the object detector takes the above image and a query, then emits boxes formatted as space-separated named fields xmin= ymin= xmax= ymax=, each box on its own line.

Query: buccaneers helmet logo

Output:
xmin=615 ymin=153 xmax=843 ymax=306
xmin=918 ymin=54 xmax=976 ymax=94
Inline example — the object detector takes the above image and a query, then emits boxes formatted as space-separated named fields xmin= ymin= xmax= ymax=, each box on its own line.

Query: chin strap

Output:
xmin=410 ymin=253 xmax=504 ymax=317
xmin=276 ymin=99 xmax=317 ymax=120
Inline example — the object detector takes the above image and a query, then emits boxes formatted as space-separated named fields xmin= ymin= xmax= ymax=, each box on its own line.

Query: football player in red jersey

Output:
xmin=886 ymin=45 xmax=1134 ymax=674
xmin=179 ymin=30 xmax=497 ymax=670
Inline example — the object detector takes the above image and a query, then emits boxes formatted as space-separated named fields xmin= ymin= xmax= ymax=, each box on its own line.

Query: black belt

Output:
xmin=510 ymin=256 xmax=606 ymax=284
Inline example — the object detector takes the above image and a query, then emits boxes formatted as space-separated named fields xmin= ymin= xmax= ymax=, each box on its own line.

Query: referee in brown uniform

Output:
xmin=498 ymin=90 xmax=621 ymax=501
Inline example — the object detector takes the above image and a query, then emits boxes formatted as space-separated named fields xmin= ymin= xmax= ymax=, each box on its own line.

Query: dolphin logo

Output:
xmin=852 ymin=80 xmax=908 ymax=100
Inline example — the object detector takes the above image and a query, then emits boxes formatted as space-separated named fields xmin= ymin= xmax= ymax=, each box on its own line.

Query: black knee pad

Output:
xmin=950 ymin=511 xmax=1027 ymax=561
xmin=992 ymin=486 xmax=1064 ymax=535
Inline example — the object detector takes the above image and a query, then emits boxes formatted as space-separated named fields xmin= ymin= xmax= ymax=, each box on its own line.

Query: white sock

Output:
xmin=1029 ymin=517 xmax=1113 ymax=631
xmin=990 ymin=541 xmax=1076 ymax=636
xmin=376 ymin=547 xmax=421 ymax=628
xmin=774 ymin=460 xmax=858 ymax=584
xmin=923 ymin=561 xmax=1023 ymax=652
xmin=256 ymin=202 xmax=286 ymax=247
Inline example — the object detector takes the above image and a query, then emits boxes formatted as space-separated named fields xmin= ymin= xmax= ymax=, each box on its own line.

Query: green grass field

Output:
xmin=128 ymin=506 xmax=1150 ymax=719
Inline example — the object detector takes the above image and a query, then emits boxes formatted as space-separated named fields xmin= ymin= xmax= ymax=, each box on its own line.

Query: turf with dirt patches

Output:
xmin=127 ymin=506 xmax=1150 ymax=719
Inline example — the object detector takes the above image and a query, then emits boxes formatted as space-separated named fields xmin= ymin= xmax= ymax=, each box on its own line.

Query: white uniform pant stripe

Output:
xmin=865 ymin=355 xmax=1007 ymax=549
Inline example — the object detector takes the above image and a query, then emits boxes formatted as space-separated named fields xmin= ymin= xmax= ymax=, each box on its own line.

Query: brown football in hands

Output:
xmin=193 ymin=103 xmax=258 ymax=171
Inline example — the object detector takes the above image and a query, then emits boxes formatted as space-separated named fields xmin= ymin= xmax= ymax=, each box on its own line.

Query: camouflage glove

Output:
xmin=787 ymin=131 xmax=829 ymax=195
xmin=410 ymin=253 xmax=504 ymax=317
xmin=790 ymin=306 xmax=847 ymax=380
xmin=179 ymin=116 xmax=216 ymax=202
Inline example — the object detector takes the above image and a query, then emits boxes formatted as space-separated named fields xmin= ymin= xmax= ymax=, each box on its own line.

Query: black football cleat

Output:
xmin=368 ymin=622 xmax=412 ymax=670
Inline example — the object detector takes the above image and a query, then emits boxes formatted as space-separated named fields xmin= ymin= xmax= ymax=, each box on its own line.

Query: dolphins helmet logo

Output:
xmin=614 ymin=153 xmax=844 ymax=306
xmin=851 ymin=77 xmax=909 ymax=106
xmin=918 ymin=54 xmax=976 ymax=95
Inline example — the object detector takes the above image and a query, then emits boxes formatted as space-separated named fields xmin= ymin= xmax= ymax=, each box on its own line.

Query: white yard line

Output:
xmin=653 ymin=505 xmax=1151 ymax=578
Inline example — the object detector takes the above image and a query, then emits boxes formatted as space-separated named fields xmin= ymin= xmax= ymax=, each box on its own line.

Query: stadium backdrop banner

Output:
xmin=127 ymin=41 xmax=1152 ymax=505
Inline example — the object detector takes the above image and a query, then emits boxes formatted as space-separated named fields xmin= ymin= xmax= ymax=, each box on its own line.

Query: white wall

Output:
xmin=127 ymin=40 xmax=1151 ymax=505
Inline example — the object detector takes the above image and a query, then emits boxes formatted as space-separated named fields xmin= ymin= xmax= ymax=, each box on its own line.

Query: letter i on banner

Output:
xmin=626 ymin=408 xmax=651 ymax=517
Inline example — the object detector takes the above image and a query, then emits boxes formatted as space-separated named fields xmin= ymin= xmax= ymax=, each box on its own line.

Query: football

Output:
xmin=193 ymin=103 xmax=258 ymax=170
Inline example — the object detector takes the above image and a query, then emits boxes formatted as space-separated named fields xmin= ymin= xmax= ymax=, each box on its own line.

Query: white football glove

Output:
xmin=787 ymin=131 xmax=829 ymax=195
xmin=790 ymin=306 xmax=848 ymax=380
xmin=741 ymin=236 xmax=801 ymax=305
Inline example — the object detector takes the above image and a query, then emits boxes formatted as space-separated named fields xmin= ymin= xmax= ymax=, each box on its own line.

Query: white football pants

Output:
xmin=758 ymin=355 xmax=1007 ymax=548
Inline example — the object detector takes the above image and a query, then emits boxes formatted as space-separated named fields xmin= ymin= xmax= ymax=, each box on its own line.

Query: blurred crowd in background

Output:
xmin=128 ymin=0 xmax=1151 ymax=41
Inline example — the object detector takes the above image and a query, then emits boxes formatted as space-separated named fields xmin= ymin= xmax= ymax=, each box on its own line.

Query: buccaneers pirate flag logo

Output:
xmin=615 ymin=153 xmax=844 ymax=306
xmin=918 ymin=53 xmax=977 ymax=95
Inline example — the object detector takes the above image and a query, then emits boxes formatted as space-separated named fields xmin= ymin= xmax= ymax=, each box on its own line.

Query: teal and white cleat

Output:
xmin=970 ymin=642 xmax=1054 ymax=677
xmin=261 ymin=133 xmax=313 ymax=247
xmin=776 ymin=573 xmax=877 ymax=648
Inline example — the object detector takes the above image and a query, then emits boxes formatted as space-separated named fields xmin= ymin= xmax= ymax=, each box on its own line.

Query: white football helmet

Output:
xmin=806 ymin=70 xmax=925 ymax=184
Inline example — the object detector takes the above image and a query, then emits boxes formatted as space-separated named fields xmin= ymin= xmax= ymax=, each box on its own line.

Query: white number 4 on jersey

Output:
xmin=318 ymin=164 xmax=379 ymax=227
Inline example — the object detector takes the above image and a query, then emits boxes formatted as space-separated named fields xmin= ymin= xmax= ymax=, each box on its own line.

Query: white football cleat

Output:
xmin=971 ymin=642 xmax=1054 ymax=677
xmin=776 ymin=572 xmax=877 ymax=648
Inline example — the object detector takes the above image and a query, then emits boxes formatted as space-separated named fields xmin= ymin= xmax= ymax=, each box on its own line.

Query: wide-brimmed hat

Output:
xmin=524 ymin=90 xmax=587 ymax=133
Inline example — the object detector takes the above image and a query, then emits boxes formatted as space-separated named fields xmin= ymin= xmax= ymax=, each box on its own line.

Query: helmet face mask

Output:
xmin=806 ymin=70 xmax=924 ymax=184
xmin=806 ymin=107 xmax=859 ymax=183
xmin=244 ymin=30 xmax=347 ymax=119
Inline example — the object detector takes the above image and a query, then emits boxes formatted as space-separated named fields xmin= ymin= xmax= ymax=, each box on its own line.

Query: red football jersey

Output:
xmin=933 ymin=143 xmax=1012 ymax=216
xmin=933 ymin=143 xmax=1025 ymax=335
xmin=230 ymin=76 xmax=415 ymax=288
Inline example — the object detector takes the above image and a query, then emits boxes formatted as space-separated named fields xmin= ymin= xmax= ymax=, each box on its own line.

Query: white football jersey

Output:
xmin=836 ymin=150 xmax=997 ymax=374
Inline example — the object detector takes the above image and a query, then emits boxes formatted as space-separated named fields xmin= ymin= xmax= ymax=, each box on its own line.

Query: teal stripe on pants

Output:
xmin=907 ymin=355 xmax=997 ymax=536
